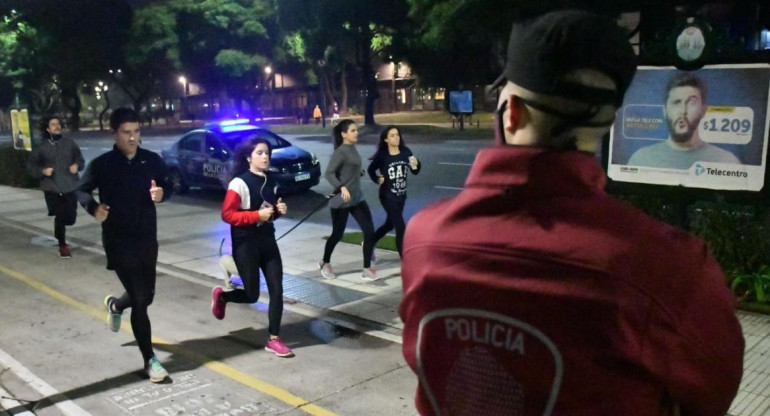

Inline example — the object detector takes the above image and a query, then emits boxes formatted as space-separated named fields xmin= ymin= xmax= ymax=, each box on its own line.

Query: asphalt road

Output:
xmin=8 ymin=128 xmax=492 ymax=232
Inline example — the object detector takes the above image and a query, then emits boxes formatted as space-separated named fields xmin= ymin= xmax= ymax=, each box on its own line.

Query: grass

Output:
xmin=326 ymin=231 xmax=398 ymax=252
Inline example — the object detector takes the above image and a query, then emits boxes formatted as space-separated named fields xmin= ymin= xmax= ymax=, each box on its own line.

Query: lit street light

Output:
xmin=94 ymin=81 xmax=110 ymax=131
xmin=178 ymin=76 xmax=189 ymax=121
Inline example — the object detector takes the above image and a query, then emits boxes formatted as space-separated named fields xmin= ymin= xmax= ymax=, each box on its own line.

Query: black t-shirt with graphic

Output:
xmin=367 ymin=147 xmax=421 ymax=199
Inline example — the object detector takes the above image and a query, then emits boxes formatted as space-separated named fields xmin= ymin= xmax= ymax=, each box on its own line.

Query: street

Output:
xmin=40 ymin=128 xmax=492 ymax=231
xmin=0 ymin=126 xmax=490 ymax=416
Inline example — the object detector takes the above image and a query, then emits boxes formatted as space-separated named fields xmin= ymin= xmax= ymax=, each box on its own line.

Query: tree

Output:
xmin=110 ymin=3 xmax=180 ymax=118
xmin=4 ymin=0 xmax=132 ymax=129
xmin=0 ymin=8 xmax=47 ymax=110
xmin=172 ymin=0 xmax=280 ymax=117
xmin=279 ymin=0 xmax=410 ymax=126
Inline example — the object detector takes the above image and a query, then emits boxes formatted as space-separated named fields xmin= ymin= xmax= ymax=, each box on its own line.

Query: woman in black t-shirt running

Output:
xmin=367 ymin=126 xmax=421 ymax=257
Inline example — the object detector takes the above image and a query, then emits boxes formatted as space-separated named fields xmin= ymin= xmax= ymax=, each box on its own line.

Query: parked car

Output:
xmin=161 ymin=119 xmax=321 ymax=194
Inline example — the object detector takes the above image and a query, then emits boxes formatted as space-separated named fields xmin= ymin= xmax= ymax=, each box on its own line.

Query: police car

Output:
xmin=161 ymin=119 xmax=321 ymax=194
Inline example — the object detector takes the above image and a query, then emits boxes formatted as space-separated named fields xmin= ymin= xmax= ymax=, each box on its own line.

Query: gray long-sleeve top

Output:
xmin=26 ymin=136 xmax=85 ymax=194
xmin=325 ymin=144 xmax=363 ymax=208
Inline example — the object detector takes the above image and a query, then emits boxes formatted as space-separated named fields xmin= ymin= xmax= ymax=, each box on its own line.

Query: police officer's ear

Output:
xmin=506 ymin=95 xmax=524 ymax=133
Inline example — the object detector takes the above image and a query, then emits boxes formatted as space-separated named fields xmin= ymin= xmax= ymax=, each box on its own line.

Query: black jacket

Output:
xmin=76 ymin=146 xmax=170 ymax=245
xmin=26 ymin=136 xmax=85 ymax=193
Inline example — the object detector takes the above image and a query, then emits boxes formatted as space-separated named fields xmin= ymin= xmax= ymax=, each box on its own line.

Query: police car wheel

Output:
xmin=169 ymin=168 xmax=188 ymax=194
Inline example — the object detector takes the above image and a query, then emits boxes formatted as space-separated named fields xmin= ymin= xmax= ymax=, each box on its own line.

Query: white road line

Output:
xmin=0 ymin=348 xmax=94 ymax=416
xmin=434 ymin=186 xmax=463 ymax=191
xmin=438 ymin=162 xmax=472 ymax=166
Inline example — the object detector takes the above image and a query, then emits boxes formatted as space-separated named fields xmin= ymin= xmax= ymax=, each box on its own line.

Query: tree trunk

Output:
xmin=341 ymin=65 xmax=349 ymax=114
xmin=98 ymin=93 xmax=111 ymax=131
xmin=363 ymin=65 xmax=378 ymax=126
xmin=60 ymin=83 xmax=82 ymax=131
xmin=322 ymin=70 xmax=335 ymax=111
xmin=356 ymin=28 xmax=378 ymax=126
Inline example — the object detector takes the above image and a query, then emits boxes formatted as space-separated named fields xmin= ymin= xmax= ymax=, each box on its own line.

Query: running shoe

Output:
xmin=59 ymin=245 xmax=72 ymax=259
xmin=211 ymin=286 xmax=226 ymax=320
xmin=361 ymin=268 xmax=379 ymax=281
xmin=319 ymin=261 xmax=336 ymax=279
xmin=265 ymin=337 xmax=294 ymax=357
xmin=145 ymin=356 xmax=169 ymax=383
xmin=103 ymin=295 xmax=122 ymax=332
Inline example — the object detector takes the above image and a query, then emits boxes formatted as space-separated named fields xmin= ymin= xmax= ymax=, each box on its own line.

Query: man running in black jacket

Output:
xmin=76 ymin=108 xmax=171 ymax=383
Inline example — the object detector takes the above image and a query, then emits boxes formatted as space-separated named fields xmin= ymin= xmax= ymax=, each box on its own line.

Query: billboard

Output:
xmin=11 ymin=109 xmax=32 ymax=151
xmin=449 ymin=91 xmax=473 ymax=114
xmin=608 ymin=64 xmax=770 ymax=191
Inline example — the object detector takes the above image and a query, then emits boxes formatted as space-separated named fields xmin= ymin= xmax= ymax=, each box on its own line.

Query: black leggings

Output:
xmin=44 ymin=191 xmax=77 ymax=246
xmin=110 ymin=241 xmax=158 ymax=363
xmin=323 ymin=201 xmax=375 ymax=268
xmin=225 ymin=233 xmax=284 ymax=336
xmin=374 ymin=193 xmax=406 ymax=257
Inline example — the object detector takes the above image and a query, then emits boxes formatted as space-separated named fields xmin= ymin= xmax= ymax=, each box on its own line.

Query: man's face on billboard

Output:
xmin=664 ymin=85 xmax=706 ymax=144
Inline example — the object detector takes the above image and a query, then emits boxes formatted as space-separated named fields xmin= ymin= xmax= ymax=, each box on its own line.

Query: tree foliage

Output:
xmin=278 ymin=0 xmax=409 ymax=125
xmin=172 ymin=0 xmax=280 ymax=113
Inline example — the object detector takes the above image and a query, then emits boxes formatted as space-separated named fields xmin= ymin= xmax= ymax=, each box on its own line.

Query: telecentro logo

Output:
xmin=695 ymin=163 xmax=706 ymax=176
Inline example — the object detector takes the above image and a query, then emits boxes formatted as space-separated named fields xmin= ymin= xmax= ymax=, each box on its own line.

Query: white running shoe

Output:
xmin=319 ymin=261 xmax=336 ymax=279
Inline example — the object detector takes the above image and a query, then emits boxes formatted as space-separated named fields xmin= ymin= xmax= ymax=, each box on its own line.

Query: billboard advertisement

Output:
xmin=449 ymin=91 xmax=473 ymax=114
xmin=608 ymin=64 xmax=770 ymax=191
xmin=10 ymin=108 xmax=32 ymax=151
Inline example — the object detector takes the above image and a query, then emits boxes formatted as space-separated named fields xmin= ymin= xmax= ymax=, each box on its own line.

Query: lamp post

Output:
xmin=263 ymin=66 xmax=272 ymax=120
xmin=391 ymin=57 xmax=397 ymax=113
xmin=318 ymin=60 xmax=326 ymax=128
xmin=178 ymin=76 xmax=188 ymax=121
xmin=94 ymin=81 xmax=110 ymax=131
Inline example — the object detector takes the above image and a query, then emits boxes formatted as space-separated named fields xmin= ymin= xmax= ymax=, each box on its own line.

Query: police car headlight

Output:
xmin=311 ymin=153 xmax=319 ymax=165
xmin=267 ymin=166 xmax=280 ymax=173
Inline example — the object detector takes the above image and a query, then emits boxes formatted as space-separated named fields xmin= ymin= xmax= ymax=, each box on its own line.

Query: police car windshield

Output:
xmin=219 ymin=128 xmax=291 ymax=152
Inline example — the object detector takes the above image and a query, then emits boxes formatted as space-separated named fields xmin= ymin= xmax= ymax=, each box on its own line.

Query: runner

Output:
xmin=367 ymin=125 xmax=420 ymax=258
xmin=76 ymin=108 xmax=171 ymax=383
xmin=318 ymin=119 xmax=378 ymax=281
xmin=212 ymin=136 xmax=293 ymax=357
xmin=26 ymin=115 xmax=84 ymax=258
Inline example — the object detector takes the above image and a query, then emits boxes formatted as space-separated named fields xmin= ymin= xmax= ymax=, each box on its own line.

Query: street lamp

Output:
xmin=178 ymin=76 xmax=188 ymax=120
xmin=390 ymin=56 xmax=397 ymax=113
xmin=262 ymin=66 xmax=273 ymax=120
xmin=94 ymin=81 xmax=110 ymax=131
xmin=317 ymin=60 xmax=327 ymax=128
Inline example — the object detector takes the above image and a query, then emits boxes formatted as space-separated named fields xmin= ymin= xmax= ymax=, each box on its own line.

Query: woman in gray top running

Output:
xmin=319 ymin=119 xmax=378 ymax=281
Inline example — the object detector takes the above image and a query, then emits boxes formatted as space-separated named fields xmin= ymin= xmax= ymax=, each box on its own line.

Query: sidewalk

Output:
xmin=0 ymin=184 xmax=768 ymax=415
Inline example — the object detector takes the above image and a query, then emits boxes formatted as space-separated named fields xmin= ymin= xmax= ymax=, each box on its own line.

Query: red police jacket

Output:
xmin=400 ymin=146 xmax=743 ymax=416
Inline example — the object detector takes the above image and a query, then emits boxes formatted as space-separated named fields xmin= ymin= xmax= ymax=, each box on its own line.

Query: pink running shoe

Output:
xmin=211 ymin=287 xmax=226 ymax=320
xmin=265 ymin=337 xmax=294 ymax=357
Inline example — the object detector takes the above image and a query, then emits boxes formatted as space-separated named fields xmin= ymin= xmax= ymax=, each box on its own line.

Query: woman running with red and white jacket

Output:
xmin=211 ymin=136 xmax=293 ymax=357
